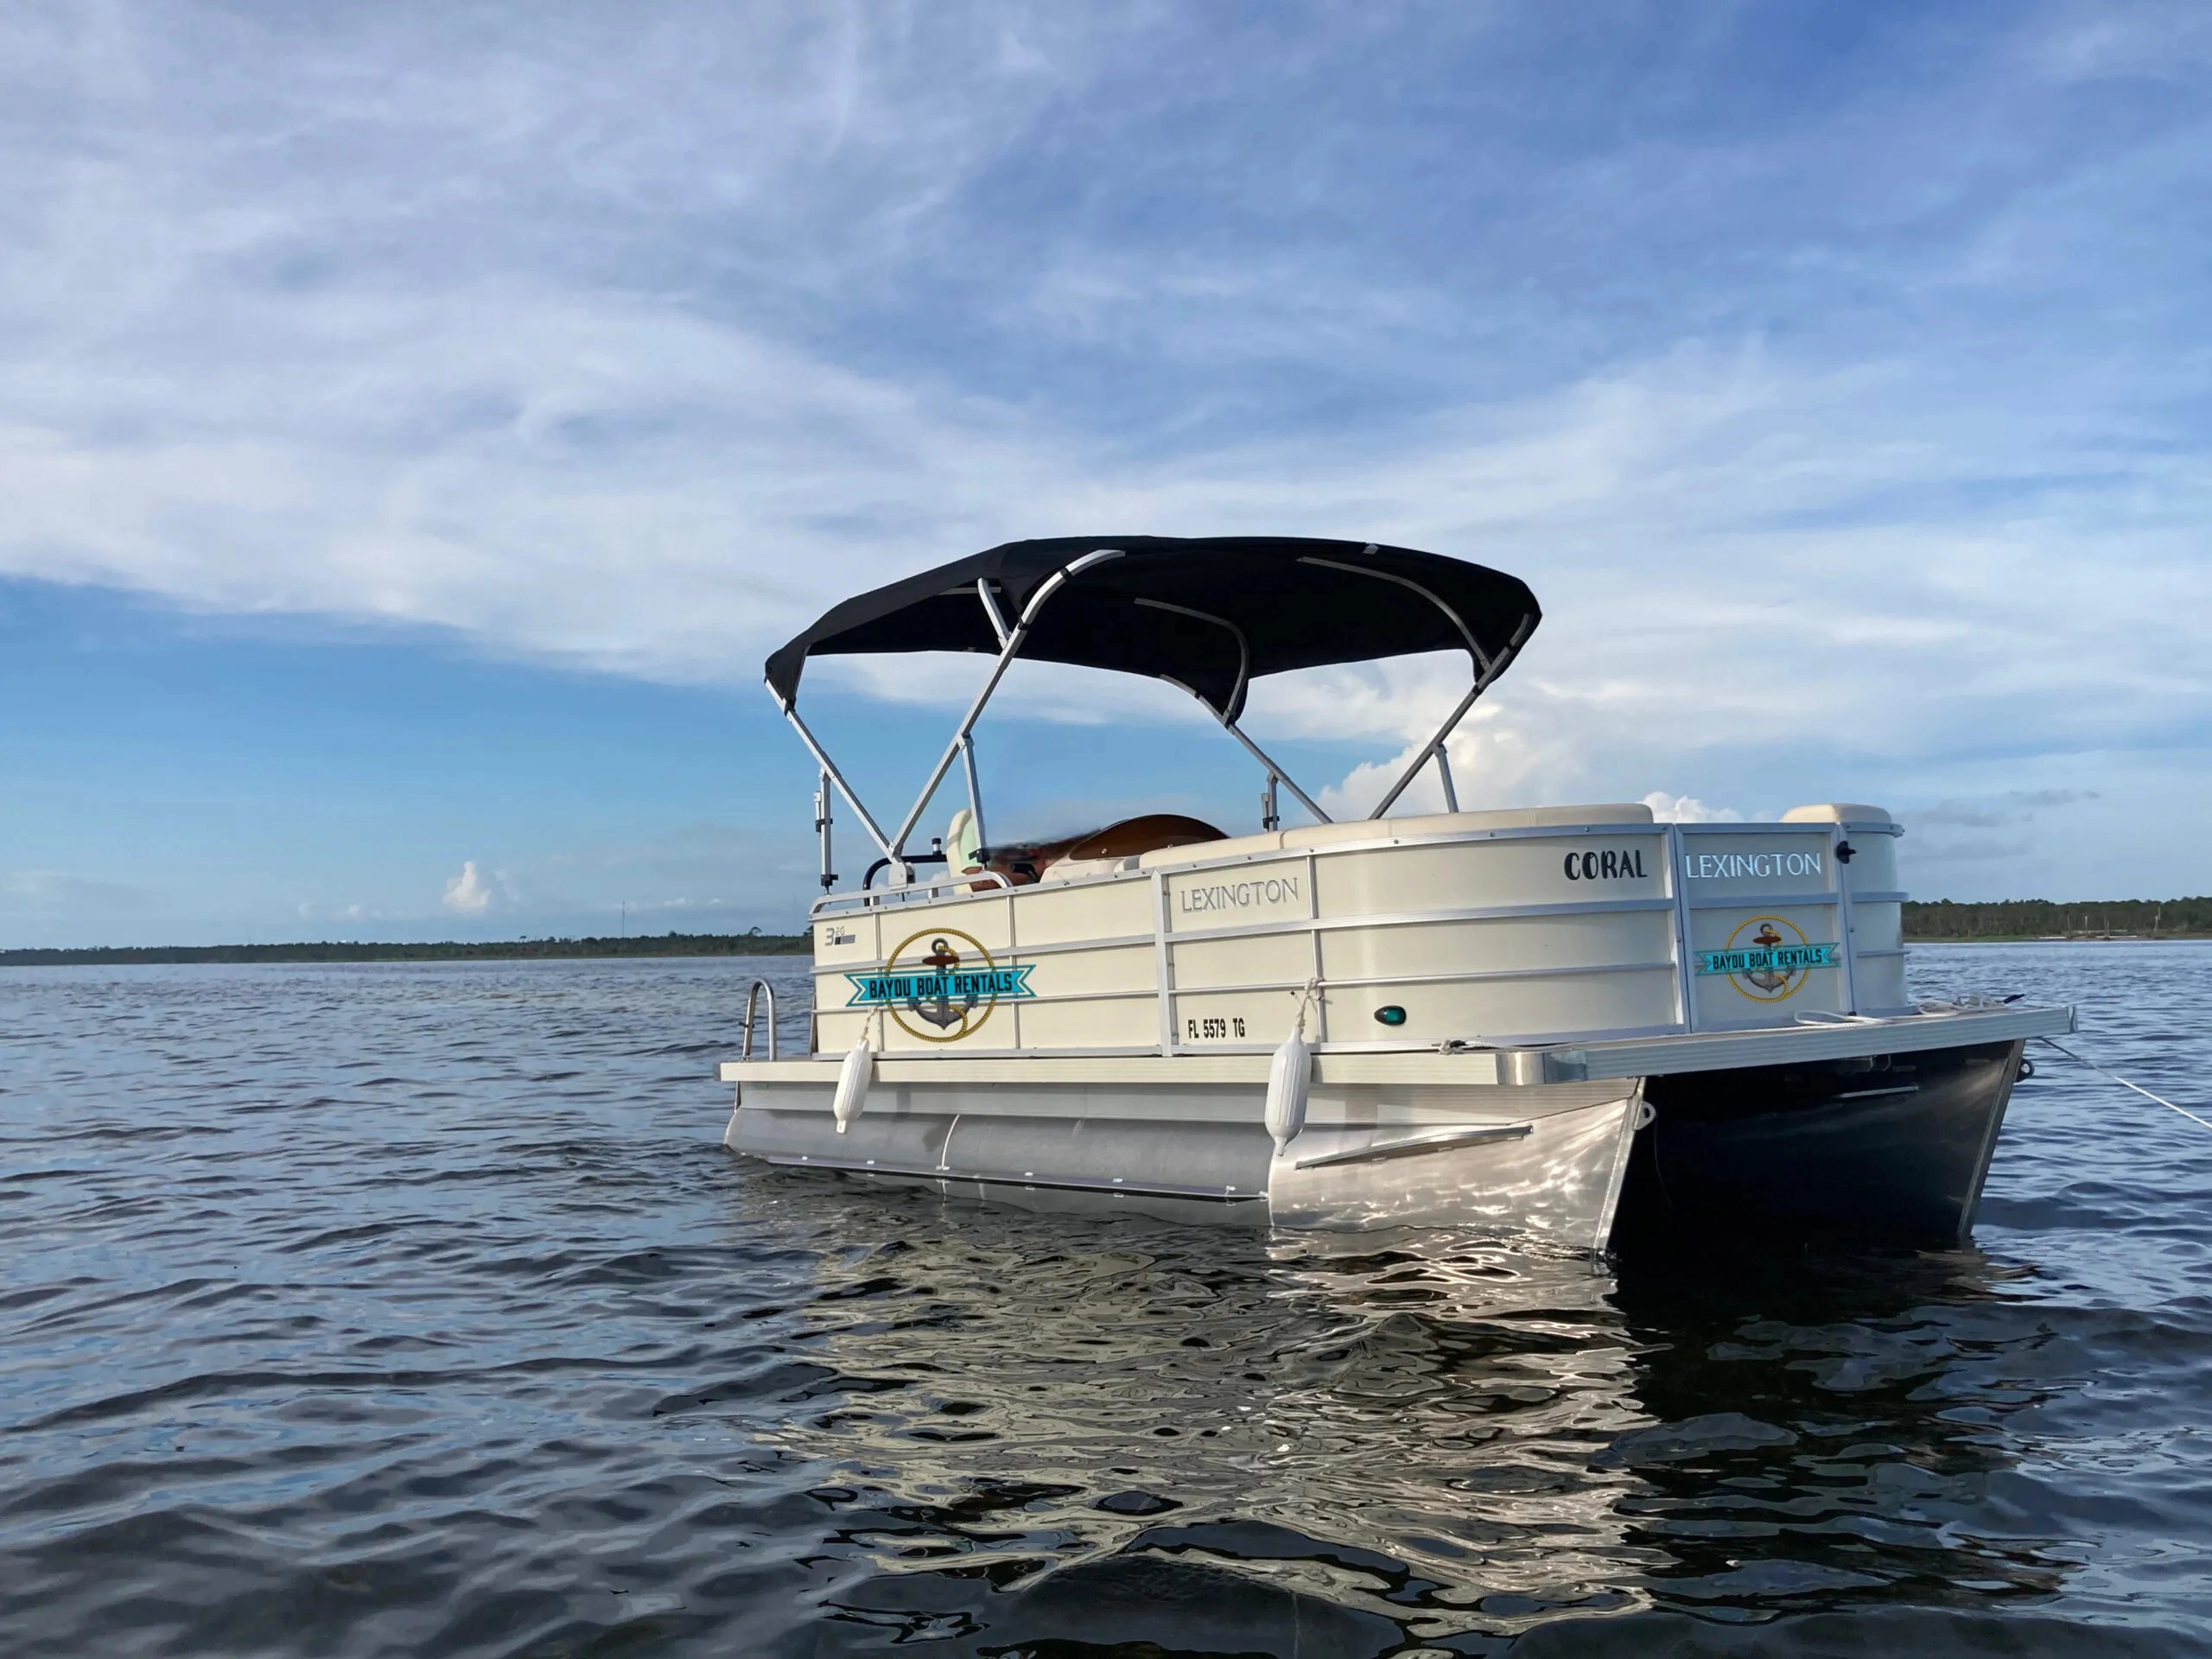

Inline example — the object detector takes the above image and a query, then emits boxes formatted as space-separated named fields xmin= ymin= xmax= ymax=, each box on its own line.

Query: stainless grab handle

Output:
xmin=741 ymin=978 xmax=779 ymax=1062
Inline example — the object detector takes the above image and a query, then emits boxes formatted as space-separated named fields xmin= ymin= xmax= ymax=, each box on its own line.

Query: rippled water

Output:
xmin=3 ymin=945 xmax=2209 ymax=1656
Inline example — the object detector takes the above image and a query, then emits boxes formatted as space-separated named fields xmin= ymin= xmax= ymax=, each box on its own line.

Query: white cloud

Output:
xmin=441 ymin=861 xmax=502 ymax=915
xmin=1641 ymin=792 xmax=1745 ymax=824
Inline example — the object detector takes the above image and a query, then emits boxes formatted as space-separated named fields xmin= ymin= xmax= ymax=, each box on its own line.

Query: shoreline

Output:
xmin=5 ymin=933 xmax=2208 ymax=967
xmin=0 ymin=933 xmax=813 ymax=967
xmin=1904 ymin=934 xmax=2212 ymax=944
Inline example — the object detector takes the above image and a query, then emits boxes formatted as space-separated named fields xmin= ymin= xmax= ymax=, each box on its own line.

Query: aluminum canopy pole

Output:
xmin=959 ymin=582 xmax=1007 ymax=855
xmin=1298 ymin=555 xmax=1495 ymax=675
xmin=1366 ymin=611 xmax=1536 ymax=819
xmin=1135 ymin=597 xmax=1250 ymax=719
xmin=769 ymin=687 xmax=895 ymax=859
xmin=885 ymin=548 xmax=1125 ymax=861
xmin=1370 ymin=679 xmax=1484 ymax=820
xmin=976 ymin=579 xmax=1012 ymax=647
xmin=1216 ymin=716 xmax=1332 ymax=824
xmin=959 ymin=733 xmax=988 ymax=855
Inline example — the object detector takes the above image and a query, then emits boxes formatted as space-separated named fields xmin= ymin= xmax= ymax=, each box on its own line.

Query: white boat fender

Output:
xmin=832 ymin=1039 xmax=874 ymax=1135
xmin=1264 ymin=1030 xmax=1311 ymax=1156
xmin=1265 ymin=1007 xmax=1314 ymax=1158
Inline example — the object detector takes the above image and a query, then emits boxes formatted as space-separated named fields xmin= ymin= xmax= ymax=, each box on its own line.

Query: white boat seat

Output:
xmin=945 ymin=807 xmax=983 ymax=872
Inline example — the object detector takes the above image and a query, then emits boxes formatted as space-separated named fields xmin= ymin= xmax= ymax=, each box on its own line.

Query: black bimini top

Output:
xmin=765 ymin=536 xmax=1541 ymax=723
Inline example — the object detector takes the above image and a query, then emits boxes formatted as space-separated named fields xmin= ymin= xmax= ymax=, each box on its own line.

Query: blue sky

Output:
xmin=3 ymin=1 xmax=2207 ymax=944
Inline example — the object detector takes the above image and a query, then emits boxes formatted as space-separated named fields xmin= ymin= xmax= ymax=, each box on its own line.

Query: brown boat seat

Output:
xmin=1061 ymin=814 xmax=1226 ymax=861
xmin=973 ymin=813 xmax=1228 ymax=886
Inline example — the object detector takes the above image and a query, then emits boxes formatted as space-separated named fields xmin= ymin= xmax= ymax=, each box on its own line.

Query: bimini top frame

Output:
xmin=764 ymin=536 xmax=1541 ymax=885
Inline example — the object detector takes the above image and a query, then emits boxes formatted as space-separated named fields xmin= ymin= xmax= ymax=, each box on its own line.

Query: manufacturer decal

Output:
xmin=1562 ymin=848 xmax=1649 ymax=881
xmin=1179 ymin=875 xmax=1300 ymax=912
xmin=1695 ymin=916 xmax=1839 ymax=1001
xmin=1683 ymin=849 xmax=1824 ymax=880
xmin=844 ymin=928 xmax=1033 ymax=1043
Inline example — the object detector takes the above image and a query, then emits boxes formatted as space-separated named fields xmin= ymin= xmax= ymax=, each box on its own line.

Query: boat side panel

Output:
xmin=1170 ymin=930 xmax=1314 ymax=991
xmin=1841 ymin=827 xmax=1900 ymax=892
xmin=1316 ymin=835 xmax=1668 ymax=918
xmin=814 ymin=1006 xmax=868 ymax=1052
xmin=1851 ymin=900 xmax=1908 ymax=1012
xmin=1842 ymin=824 xmax=1908 ymax=1010
xmin=1012 ymin=943 xmax=1155 ymax=996
xmin=1300 ymin=970 xmax=1676 ymax=1052
xmin=1014 ymin=879 xmax=1154 ymax=946
xmin=1319 ymin=911 xmax=1676 ymax=979
xmin=800 ymin=815 xmax=1930 ymax=1058
xmin=1014 ymin=993 xmax=1160 ymax=1051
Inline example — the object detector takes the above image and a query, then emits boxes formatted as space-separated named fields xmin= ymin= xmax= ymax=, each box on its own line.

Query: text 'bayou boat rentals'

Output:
xmin=721 ymin=536 xmax=2073 ymax=1249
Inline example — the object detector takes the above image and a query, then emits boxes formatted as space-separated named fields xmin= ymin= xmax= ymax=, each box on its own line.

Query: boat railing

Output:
xmin=740 ymin=978 xmax=779 ymax=1062
xmin=812 ymin=868 xmax=1013 ymax=917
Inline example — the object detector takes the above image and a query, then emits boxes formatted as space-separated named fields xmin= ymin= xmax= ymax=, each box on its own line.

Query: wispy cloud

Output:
xmin=3 ymin=868 xmax=153 ymax=912
xmin=1915 ymin=788 xmax=2101 ymax=831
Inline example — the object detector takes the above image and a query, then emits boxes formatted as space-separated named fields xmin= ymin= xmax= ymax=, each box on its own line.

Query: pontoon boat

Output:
xmin=721 ymin=537 xmax=2072 ymax=1248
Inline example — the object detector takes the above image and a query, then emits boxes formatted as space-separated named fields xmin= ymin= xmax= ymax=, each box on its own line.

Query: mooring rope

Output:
xmin=2035 ymin=1038 xmax=2212 ymax=1135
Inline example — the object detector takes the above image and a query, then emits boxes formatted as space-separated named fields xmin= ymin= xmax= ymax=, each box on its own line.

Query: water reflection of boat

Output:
xmin=724 ymin=1191 xmax=2072 ymax=1644
xmin=723 ymin=537 xmax=2074 ymax=1247
xmin=1602 ymin=1249 xmax=2078 ymax=1614
xmin=746 ymin=1195 xmax=1657 ymax=1641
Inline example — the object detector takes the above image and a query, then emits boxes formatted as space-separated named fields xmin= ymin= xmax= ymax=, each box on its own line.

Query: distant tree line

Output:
xmin=0 ymin=930 xmax=815 ymax=966
xmin=9 ymin=906 xmax=2208 ymax=964
xmin=1903 ymin=899 xmax=2212 ymax=940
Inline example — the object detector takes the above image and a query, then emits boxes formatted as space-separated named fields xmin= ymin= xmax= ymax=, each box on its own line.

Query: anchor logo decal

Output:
xmin=1743 ymin=922 xmax=1789 ymax=995
xmin=1693 ymin=914 xmax=1840 ymax=1002
xmin=843 ymin=927 xmax=1034 ymax=1044
xmin=910 ymin=937 xmax=977 ymax=1031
